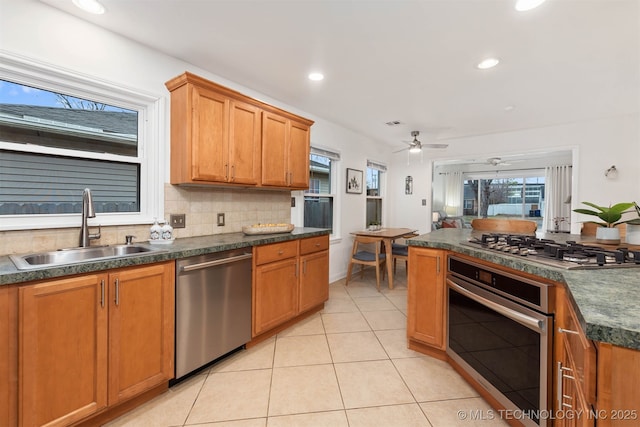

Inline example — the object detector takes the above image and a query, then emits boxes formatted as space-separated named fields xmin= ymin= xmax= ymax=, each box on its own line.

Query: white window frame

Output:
xmin=0 ymin=53 xmax=164 ymax=231
xmin=292 ymin=145 xmax=340 ymax=239
xmin=366 ymin=159 xmax=387 ymax=227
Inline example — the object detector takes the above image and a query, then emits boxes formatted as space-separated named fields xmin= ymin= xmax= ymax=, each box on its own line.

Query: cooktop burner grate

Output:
xmin=462 ymin=233 xmax=640 ymax=269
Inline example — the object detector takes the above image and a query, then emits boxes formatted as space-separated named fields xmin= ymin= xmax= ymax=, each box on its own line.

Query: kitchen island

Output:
xmin=406 ymin=228 xmax=640 ymax=350
xmin=407 ymin=228 xmax=640 ymax=427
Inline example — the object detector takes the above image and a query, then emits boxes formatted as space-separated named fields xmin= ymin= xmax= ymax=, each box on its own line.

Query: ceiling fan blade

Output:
xmin=423 ymin=143 xmax=448 ymax=149
xmin=393 ymin=147 xmax=409 ymax=153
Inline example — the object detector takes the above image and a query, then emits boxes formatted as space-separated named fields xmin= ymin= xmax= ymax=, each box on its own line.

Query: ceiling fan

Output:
xmin=486 ymin=157 xmax=523 ymax=166
xmin=394 ymin=131 xmax=448 ymax=153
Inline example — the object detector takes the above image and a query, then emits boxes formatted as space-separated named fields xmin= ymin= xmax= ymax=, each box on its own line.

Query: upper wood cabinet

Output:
xmin=261 ymin=112 xmax=311 ymax=189
xmin=166 ymin=72 xmax=313 ymax=189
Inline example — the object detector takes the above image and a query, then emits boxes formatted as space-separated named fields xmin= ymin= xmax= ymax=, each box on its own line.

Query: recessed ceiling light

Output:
xmin=515 ymin=0 xmax=546 ymax=11
xmin=308 ymin=72 xmax=324 ymax=81
xmin=477 ymin=58 xmax=500 ymax=69
xmin=504 ymin=105 xmax=516 ymax=112
xmin=72 ymin=0 xmax=106 ymax=14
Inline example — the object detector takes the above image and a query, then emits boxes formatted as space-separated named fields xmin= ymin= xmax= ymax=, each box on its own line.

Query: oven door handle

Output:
xmin=447 ymin=279 xmax=545 ymax=332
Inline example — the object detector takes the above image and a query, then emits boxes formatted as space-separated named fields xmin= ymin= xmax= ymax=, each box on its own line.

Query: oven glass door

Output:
xmin=447 ymin=277 xmax=552 ymax=427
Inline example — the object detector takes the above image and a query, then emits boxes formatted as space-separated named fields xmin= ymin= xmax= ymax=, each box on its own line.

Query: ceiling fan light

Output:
xmin=477 ymin=58 xmax=500 ymax=69
xmin=409 ymin=146 xmax=421 ymax=154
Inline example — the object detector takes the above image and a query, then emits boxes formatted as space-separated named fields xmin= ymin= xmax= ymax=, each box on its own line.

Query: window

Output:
xmin=303 ymin=147 xmax=339 ymax=232
xmin=366 ymin=160 xmax=386 ymax=227
xmin=0 ymin=55 xmax=162 ymax=230
xmin=463 ymin=172 xmax=545 ymax=228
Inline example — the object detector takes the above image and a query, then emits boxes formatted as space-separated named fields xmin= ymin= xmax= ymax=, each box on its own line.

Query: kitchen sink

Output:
xmin=10 ymin=244 xmax=166 ymax=270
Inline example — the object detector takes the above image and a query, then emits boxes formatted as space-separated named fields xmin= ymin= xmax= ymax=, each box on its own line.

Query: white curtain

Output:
xmin=544 ymin=165 xmax=572 ymax=232
xmin=444 ymin=171 xmax=464 ymax=217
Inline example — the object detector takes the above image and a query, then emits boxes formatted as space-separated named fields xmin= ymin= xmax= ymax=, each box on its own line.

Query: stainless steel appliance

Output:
xmin=174 ymin=249 xmax=252 ymax=381
xmin=462 ymin=233 xmax=640 ymax=269
xmin=447 ymin=255 xmax=553 ymax=427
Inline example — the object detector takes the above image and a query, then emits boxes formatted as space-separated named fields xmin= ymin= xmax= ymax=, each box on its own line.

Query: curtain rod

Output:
xmin=438 ymin=166 xmax=571 ymax=175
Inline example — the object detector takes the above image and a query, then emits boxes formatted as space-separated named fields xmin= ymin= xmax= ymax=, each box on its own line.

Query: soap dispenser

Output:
xmin=150 ymin=218 xmax=162 ymax=241
xmin=161 ymin=219 xmax=173 ymax=240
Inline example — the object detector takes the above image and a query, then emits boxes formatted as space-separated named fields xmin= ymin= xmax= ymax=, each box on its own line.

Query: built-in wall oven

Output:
xmin=447 ymin=255 xmax=553 ymax=427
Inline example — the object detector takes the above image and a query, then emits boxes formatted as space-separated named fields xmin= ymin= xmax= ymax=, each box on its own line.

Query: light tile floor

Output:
xmin=105 ymin=264 xmax=509 ymax=427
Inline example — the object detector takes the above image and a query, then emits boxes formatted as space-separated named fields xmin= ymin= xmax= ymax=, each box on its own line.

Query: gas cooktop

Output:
xmin=461 ymin=233 xmax=640 ymax=270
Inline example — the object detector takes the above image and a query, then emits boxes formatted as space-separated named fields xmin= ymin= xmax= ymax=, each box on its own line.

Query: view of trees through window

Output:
xmin=463 ymin=176 xmax=545 ymax=227
xmin=0 ymin=79 xmax=140 ymax=216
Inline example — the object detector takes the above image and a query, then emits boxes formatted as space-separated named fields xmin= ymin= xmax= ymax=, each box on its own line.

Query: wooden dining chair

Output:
xmin=391 ymin=232 xmax=418 ymax=274
xmin=345 ymin=235 xmax=386 ymax=291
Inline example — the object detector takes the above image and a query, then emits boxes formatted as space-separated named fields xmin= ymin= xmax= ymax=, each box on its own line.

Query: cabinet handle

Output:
xmin=437 ymin=256 xmax=441 ymax=273
xmin=278 ymin=250 xmax=284 ymax=255
xmin=114 ymin=278 xmax=120 ymax=306
xmin=225 ymin=164 xmax=229 ymax=180
xmin=556 ymin=361 xmax=563 ymax=410
xmin=100 ymin=279 xmax=105 ymax=308
xmin=315 ymin=243 xmax=320 ymax=247
xmin=558 ymin=327 xmax=580 ymax=335
xmin=303 ymin=260 xmax=307 ymax=275
xmin=231 ymin=165 xmax=235 ymax=181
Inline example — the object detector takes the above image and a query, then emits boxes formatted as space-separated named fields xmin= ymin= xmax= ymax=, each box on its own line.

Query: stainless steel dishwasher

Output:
xmin=174 ymin=249 xmax=252 ymax=381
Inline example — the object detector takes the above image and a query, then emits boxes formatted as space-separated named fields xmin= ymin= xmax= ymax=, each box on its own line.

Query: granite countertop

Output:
xmin=0 ymin=227 xmax=330 ymax=286
xmin=407 ymin=228 xmax=640 ymax=351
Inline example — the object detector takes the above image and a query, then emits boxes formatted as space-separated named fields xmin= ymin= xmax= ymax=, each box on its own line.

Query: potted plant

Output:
xmin=573 ymin=201 xmax=638 ymax=244
xmin=625 ymin=202 xmax=640 ymax=244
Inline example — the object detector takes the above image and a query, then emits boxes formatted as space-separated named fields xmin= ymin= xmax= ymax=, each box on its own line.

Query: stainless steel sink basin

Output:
xmin=10 ymin=244 xmax=166 ymax=270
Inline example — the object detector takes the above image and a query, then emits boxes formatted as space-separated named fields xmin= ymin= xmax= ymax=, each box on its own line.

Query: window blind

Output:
xmin=367 ymin=160 xmax=387 ymax=172
xmin=311 ymin=146 xmax=340 ymax=160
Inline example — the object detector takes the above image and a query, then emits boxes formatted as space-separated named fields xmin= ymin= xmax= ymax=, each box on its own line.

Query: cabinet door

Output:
xmin=108 ymin=262 xmax=175 ymax=405
xmin=557 ymin=334 xmax=595 ymax=427
xmin=1 ymin=286 xmax=17 ymax=427
xmin=229 ymin=99 xmax=261 ymax=184
xmin=19 ymin=274 xmax=108 ymax=427
xmin=191 ymin=85 xmax=229 ymax=182
xmin=299 ymin=250 xmax=329 ymax=313
xmin=407 ymin=248 xmax=445 ymax=350
xmin=261 ymin=111 xmax=289 ymax=187
xmin=288 ymin=120 xmax=310 ymax=189
xmin=253 ymin=258 xmax=298 ymax=336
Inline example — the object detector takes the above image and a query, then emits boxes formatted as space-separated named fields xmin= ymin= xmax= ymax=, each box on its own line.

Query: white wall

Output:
xmin=0 ymin=0 xmax=390 ymax=282
xmin=388 ymin=115 xmax=640 ymax=234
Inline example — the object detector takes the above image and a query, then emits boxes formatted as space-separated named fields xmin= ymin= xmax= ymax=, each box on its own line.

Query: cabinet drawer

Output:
xmin=300 ymin=235 xmax=329 ymax=255
xmin=559 ymin=297 xmax=596 ymax=403
xmin=254 ymin=240 xmax=298 ymax=265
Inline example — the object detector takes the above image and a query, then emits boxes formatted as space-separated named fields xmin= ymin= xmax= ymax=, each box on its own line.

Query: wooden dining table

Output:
xmin=350 ymin=227 xmax=418 ymax=289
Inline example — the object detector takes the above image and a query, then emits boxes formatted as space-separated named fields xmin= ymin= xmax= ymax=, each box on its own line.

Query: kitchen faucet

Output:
xmin=79 ymin=188 xmax=101 ymax=247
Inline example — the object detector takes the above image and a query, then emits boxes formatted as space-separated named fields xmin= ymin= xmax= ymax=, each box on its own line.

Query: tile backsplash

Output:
xmin=0 ymin=184 xmax=292 ymax=256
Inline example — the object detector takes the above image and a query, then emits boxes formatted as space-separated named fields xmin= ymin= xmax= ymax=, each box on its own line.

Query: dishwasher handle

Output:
xmin=180 ymin=253 xmax=253 ymax=273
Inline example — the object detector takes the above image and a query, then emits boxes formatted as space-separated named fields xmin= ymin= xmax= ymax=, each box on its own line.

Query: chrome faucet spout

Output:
xmin=79 ymin=188 xmax=100 ymax=247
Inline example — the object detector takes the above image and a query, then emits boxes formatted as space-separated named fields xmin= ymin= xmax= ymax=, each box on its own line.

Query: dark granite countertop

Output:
xmin=407 ymin=228 xmax=640 ymax=351
xmin=0 ymin=228 xmax=330 ymax=286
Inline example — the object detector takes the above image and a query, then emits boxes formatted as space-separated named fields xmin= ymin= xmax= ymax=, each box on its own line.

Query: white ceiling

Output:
xmin=40 ymin=0 xmax=639 ymax=152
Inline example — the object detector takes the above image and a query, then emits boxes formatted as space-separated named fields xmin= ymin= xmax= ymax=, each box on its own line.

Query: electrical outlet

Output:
xmin=170 ymin=214 xmax=186 ymax=228
xmin=422 ymin=199 xmax=427 ymax=206
xmin=217 ymin=213 xmax=225 ymax=226
xmin=291 ymin=197 xmax=296 ymax=207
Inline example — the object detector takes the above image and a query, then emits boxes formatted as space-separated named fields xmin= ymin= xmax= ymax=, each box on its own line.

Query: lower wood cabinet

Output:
xmin=1 ymin=285 xmax=17 ymax=427
xmin=252 ymin=235 xmax=329 ymax=337
xmin=18 ymin=261 xmax=174 ymax=427
xmin=407 ymin=247 xmax=446 ymax=352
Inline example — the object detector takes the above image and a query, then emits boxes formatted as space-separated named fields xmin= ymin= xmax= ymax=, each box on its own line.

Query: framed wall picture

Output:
xmin=346 ymin=168 xmax=363 ymax=194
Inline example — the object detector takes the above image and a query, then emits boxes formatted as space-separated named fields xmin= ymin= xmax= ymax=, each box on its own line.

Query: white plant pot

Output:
xmin=626 ymin=224 xmax=640 ymax=245
xmin=596 ymin=227 xmax=620 ymax=245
